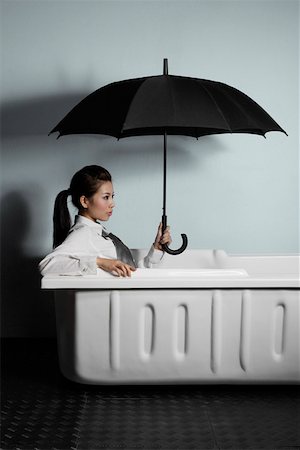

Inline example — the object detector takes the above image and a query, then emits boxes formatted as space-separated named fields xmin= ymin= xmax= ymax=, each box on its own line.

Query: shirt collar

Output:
xmin=74 ymin=214 xmax=105 ymax=230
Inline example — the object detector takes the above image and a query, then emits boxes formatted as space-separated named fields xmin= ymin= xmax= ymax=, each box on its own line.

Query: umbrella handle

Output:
xmin=161 ymin=215 xmax=188 ymax=255
xmin=163 ymin=233 xmax=188 ymax=255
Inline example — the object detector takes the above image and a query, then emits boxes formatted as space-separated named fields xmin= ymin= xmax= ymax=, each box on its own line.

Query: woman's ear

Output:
xmin=79 ymin=195 xmax=88 ymax=209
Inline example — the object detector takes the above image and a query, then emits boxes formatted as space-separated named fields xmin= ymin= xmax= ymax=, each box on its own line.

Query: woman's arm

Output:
xmin=39 ymin=253 xmax=98 ymax=276
xmin=96 ymin=258 xmax=136 ymax=277
xmin=39 ymin=227 xmax=99 ymax=276
xmin=39 ymin=226 xmax=136 ymax=277
xmin=139 ymin=223 xmax=172 ymax=268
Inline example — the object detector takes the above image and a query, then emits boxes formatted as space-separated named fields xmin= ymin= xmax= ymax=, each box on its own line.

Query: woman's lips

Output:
xmin=108 ymin=212 xmax=113 ymax=216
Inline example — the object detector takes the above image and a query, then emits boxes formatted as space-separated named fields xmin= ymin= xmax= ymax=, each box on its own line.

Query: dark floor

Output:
xmin=1 ymin=339 xmax=299 ymax=450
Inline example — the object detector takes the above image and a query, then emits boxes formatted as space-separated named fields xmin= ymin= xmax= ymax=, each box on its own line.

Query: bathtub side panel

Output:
xmin=114 ymin=290 xmax=247 ymax=381
xmin=55 ymin=289 xmax=300 ymax=384
xmin=245 ymin=290 xmax=300 ymax=381
xmin=55 ymin=290 xmax=111 ymax=383
xmin=116 ymin=290 xmax=213 ymax=380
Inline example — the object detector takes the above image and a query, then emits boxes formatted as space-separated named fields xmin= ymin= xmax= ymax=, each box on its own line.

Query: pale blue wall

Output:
xmin=1 ymin=0 xmax=299 ymax=336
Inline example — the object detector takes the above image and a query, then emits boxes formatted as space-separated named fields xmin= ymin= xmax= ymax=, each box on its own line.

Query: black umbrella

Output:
xmin=50 ymin=59 xmax=287 ymax=254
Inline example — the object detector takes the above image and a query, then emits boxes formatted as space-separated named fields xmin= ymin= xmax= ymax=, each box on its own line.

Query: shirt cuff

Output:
xmin=79 ymin=256 xmax=98 ymax=275
xmin=145 ymin=245 xmax=164 ymax=267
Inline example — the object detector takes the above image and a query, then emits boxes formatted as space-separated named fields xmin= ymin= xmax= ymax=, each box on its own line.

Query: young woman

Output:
xmin=39 ymin=165 xmax=172 ymax=277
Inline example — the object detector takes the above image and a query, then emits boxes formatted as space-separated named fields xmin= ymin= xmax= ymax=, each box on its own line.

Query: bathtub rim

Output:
xmin=41 ymin=250 xmax=300 ymax=289
xmin=41 ymin=271 xmax=299 ymax=289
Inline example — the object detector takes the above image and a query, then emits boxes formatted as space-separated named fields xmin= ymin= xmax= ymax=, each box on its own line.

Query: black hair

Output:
xmin=53 ymin=165 xmax=112 ymax=248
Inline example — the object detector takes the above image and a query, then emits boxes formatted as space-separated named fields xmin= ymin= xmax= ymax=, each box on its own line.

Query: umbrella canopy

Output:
xmin=50 ymin=59 xmax=287 ymax=254
xmin=50 ymin=62 xmax=286 ymax=139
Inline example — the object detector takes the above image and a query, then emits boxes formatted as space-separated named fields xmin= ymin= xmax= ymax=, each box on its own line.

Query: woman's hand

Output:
xmin=97 ymin=258 xmax=136 ymax=277
xmin=153 ymin=222 xmax=172 ymax=251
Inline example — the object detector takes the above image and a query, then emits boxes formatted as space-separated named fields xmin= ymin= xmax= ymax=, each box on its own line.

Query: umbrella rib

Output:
xmin=200 ymin=83 xmax=232 ymax=132
xmin=119 ymin=78 xmax=148 ymax=138
xmin=119 ymin=94 xmax=136 ymax=138
xmin=166 ymin=76 xmax=177 ymax=125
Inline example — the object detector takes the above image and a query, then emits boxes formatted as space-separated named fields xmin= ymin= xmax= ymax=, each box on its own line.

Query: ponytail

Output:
xmin=53 ymin=189 xmax=71 ymax=248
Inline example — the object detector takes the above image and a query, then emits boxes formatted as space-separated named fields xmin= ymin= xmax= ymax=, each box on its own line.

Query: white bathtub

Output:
xmin=41 ymin=249 xmax=300 ymax=384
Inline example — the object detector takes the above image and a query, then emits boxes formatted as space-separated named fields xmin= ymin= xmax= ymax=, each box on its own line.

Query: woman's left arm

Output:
xmin=138 ymin=223 xmax=172 ymax=268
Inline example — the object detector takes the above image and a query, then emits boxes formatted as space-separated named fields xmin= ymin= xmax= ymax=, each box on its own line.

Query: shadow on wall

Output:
xmin=0 ymin=191 xmax=56 ymax=337
xmin=0 ymin=92 xmax=227 ymax=158
xmin=1 ymin=92 xmax=91 ymax=136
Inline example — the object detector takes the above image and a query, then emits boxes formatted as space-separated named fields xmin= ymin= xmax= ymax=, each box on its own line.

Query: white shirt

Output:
xmin=39 ymin=215 xmax=164 ymax=276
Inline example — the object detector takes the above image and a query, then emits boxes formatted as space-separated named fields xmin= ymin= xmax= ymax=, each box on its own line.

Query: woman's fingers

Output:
xmin=115 ymin=264 xmax=126 ymax=277
xmin=114 ymin=261 xmax=136 ymax=277
xmin=156 ymin=222 xmax=162 ymax=240
xmin=97 ymin=258 xmax=136 ymax=277
xmin=161 ymin=226 xmax=172 ymax=245
xmin=161 ymin=235 xmax=172 ymax=245
xmin=154 ymin=224 xmax=172 ymax=250
xmin=123 ymin=264 xmax=132 ymax=277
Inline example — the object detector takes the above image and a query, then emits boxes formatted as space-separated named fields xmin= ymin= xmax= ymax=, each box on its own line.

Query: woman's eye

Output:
xmin=103 ymin=194 xmax=114 ymax=200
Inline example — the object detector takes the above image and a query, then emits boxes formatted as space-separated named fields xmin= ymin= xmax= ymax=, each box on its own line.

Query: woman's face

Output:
xmin=80 ymin=181 xmax=115 ymax=222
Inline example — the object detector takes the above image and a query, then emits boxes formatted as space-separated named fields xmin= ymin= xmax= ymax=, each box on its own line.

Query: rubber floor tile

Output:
xmin=1 ymin=339 xmax=300 ymax=450
xmin=76 ymin=395 xmax=215 ymax=449
xmin=205 ymin=388 xmax=300 ymax=449
xmin=1 ymin=386 xmax=83 ymax=449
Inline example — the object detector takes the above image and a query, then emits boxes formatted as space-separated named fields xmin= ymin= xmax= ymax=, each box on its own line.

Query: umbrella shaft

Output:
xmin=163 ymin=58 xmax=168 ymax=75
xmin=163 ymin=131 xmax=167 ymax=221
xmin=162 ymin=58 xmax=168 ymax=223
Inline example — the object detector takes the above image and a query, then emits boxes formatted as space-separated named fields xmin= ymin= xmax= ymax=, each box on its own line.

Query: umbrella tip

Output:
xmin=163 ymin=58 xmax=168 ymax=75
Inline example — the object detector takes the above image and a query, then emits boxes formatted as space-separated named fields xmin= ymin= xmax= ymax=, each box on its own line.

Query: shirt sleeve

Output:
xmin=39 ymin=227 xmax=99 ymax=276
xmin=138 ymin=245 xmax=164 ymax=268
xmin=39 ymin=253 xmax=98 ymax=276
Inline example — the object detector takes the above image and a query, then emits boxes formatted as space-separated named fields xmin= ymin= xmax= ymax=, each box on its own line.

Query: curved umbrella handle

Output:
xmin=162 ymin=233 xmax=188 ymax=255
xmin=161 ymin=215 xmax=188 ymax=255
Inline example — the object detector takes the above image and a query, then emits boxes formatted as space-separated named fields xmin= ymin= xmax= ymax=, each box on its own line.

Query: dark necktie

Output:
xmin=102 ymin=229 xmax=137 ymax=268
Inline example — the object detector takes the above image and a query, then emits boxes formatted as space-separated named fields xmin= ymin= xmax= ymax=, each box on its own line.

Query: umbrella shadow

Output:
xmin=1 ymin=92 xmax=91 ymax=137
xmin=62 ymin=132 xmax=228 ymax=175
xmin=1 ymin=94 xmax=228 ymax=169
